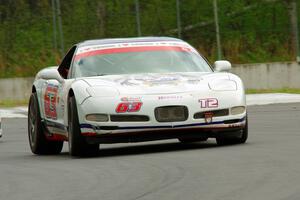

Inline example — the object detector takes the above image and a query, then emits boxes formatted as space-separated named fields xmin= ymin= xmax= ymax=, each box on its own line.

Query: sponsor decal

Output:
xmin=120 ymin=76 xmax=180 ymax=86
xmin=115 ymin=102 xmax=143 ymax=113
xmin=44 ymin=85 xmax=58 ymax=119
xmin=158 ymin=95 xmax=183 ymax=100
xmin=204 ymin=112 xmax=214 ymax=123
xmin=74 ymin=41 xmax=197 ymax=61
xmin=74 ymin=46 xmax=193 ymax=61
xmin=120 ymin=97 xmax=141 ymax=102
xmin=116 ymin=97 xmax=143 ymax=113
xmin=198 ymin=98 xmax=218 ymax=108
xmin=118 ymin=74 xmax=201 ymax=87
xmin=77 ymin=41 xmax=191 ymax=53
xmin=228 ymin=124 xmax=239 ymax=128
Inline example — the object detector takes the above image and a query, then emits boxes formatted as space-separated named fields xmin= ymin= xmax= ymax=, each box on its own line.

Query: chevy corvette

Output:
xmin=28 ymin=37 xmax=247 ymax=156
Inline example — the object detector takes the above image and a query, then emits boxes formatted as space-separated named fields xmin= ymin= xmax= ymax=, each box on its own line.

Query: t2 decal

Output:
xmin=199 ymin=98 xmax=218 ymax=108
xmin=44 ymin=85 xmax=58 ymax=119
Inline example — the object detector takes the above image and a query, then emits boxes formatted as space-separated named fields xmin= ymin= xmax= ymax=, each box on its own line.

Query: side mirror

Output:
xmin=38 ymin=66 xmax=65 ymax=83
xmin=214 ymin=60 xmax=232 ymax=72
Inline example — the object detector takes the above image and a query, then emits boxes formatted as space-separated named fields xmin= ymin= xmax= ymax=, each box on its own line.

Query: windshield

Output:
xmin=72 ymin=44 xmax=212 ymax=77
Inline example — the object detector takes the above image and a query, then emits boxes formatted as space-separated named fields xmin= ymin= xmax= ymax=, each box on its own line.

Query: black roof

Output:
xmin=77 ymin=37 xmax=183 ymax=47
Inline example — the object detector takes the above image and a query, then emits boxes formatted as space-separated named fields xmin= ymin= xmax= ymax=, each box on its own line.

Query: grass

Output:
xmin=0 ymin=99 xmax=28 ymax=108
xmin=246 ymin=88 xmax=300 ymax=94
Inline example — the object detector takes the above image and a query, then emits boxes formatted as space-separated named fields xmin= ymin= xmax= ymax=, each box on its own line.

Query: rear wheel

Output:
xmin=28 ymin=93 xmax=63 ymax=155
xmin=216 ymin=116 xmax=248 ymax=145
xmin=68 ymin=96 xmax=99 ymax=157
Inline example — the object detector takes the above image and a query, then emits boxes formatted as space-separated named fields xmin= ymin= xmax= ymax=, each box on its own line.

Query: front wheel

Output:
xmin=216 ymin=116 xmax=248 ymax=145
xmin=68 ymin=96 xmax=99 ymax=157
xmin=28 ymin=93 xmax=63 ymax=155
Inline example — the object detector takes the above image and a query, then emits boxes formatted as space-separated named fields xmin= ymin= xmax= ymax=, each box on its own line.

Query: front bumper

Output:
xmin=77 ymin=91 xmax=246 ymax=141
xmin=80 ymin=117 xmax=246 ymax=133
xmin=85 ymin=119 xmax=246 ymax=144
xmin=79 ymin=111 xmax=246 ymax=144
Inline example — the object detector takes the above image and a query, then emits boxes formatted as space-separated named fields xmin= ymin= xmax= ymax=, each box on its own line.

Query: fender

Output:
xmin=62 ymin=79 xmax=91 ymax=127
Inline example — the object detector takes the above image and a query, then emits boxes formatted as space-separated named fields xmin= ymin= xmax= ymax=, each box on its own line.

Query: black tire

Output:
xmin=28 ymin=93 xmax=63 ymax=155
xmin=68 ymin=96 xmax=99 ymax=157
xmin=178 ymin=137 xmax=208 ymax=143
xmin=216 ymin=116 xmax=248 ymax=145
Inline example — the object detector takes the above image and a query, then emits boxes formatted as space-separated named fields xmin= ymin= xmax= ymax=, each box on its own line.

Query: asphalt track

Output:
xmin=0 ymin=103 xmax=300 ymax=200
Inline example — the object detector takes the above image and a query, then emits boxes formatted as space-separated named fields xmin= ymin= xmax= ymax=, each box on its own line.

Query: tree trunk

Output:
xmin=285 ymin=0 xmax=299 ymax=59
xmin=96 ymin=0 xmax=106 ymax=38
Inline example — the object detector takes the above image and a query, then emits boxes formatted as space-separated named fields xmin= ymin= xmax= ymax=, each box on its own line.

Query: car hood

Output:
xmin=80 ymin=72 xmax=235 ymax=96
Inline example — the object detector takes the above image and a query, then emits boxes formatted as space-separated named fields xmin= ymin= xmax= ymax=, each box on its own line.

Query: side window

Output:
xmin=58 ymin=46 xmax=77 ymax=79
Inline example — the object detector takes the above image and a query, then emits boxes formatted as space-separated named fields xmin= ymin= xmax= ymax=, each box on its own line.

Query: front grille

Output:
xmin=194 ymin=109 xmax=229 ymax=119
xmin=110 ymin=114 xmax=150 ymax=122
xmin=155 ymin=106 xmax=188 ymax=122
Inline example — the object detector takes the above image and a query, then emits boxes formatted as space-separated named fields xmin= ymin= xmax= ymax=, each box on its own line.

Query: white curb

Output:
xmin=246 ymin=93 xmax=300 ymax=106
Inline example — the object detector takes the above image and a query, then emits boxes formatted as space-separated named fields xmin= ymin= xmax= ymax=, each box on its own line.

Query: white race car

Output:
xmin=28 ymin=37 xmax=247 ymax=156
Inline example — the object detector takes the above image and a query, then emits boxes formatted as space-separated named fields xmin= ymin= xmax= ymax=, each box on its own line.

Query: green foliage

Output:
xmin=0 ymin=0 xmax=298 ymax=77
xmin=0 ymin=99 xmax=28 ymax=108
xmin=246 ymin=88 xmax=300 ymax=94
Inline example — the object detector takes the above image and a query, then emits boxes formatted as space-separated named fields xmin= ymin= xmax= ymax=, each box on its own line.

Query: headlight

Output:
xmin=86 ymin=114 xmax=109 ymax=122
xmin=231 ymin=106 xmax=246 ymax=115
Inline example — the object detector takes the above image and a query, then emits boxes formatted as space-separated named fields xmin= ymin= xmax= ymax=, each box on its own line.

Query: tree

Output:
xmin=285 ymin=0 xmax=299 ymax=59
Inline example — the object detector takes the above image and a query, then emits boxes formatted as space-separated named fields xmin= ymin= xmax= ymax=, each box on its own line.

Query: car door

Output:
xmin=41 ymin=46 xmax=77 ymax=134
xmin=43 ymin=79 xmax=63 ymax=125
